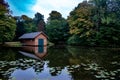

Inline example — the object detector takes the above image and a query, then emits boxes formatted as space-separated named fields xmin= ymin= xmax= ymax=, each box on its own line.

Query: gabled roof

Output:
xmin=19 ymin=31 xmax=47 ymax=39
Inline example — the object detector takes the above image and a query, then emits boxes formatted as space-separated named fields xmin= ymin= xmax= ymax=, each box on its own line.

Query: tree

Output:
xmin=67 ymin=1 xmax=94 ymax=45
xmin=15 ymin=13 xmax=45 ymax=40
xmin=47 ymin=11 xmax=62 ymax=21
xmin=0 ymin=0 xmax=9 ymax=15
xmin=67 ymin=0 xmax=120 ymax=46
xmin=34 ymin=12 xmax=45 ymax=32
xmin=0 ymin=0 xmax=16 ymax=43
xmin=14 ymin=15 xmax=36 ymax=40
xmin=21 ymin=15 xmax=36 ymax=33
xmin=89 ymin=0 xmax=120 ymax=46
xmin=46 ymin=11 xmax=69 ymax=44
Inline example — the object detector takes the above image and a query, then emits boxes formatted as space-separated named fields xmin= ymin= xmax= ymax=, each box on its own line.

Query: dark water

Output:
xmin=0 ymin=46 xmax=120 ymax=80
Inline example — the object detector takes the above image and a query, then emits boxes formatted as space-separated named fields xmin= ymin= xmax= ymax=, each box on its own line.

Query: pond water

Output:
xmin=0 ymin=46 xmax=120 ymax=80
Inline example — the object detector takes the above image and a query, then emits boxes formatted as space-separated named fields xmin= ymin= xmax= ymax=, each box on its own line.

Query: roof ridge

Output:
xmin=19 ymin=31 xmax=46 ymax=39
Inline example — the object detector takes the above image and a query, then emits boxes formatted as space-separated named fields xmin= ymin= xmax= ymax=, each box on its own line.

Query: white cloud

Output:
xmin=31 ymin=0 xmax=83 ymax=21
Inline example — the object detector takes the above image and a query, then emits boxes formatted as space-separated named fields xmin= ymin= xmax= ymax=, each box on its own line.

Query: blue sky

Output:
xmin=6 ymin=0 xmax=83 ymax=21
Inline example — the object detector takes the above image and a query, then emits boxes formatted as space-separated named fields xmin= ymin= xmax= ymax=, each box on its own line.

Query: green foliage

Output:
xmin=46 ymin=19 xmax=69 ymax=44
xmin=68 ymin=3 xmax=93 ymax=35
xmin=46 ymin=11 xmax=69 ymax=44
xmin=14 ymin=15 xmax=37 ymax=40
xmin=67 ymin=35 xmax=81 ymax=45
xmin=15 ymin=12 xmax=46 ymax=40
xmin=67 ymin=1 xmax=95 ymax=46
xmin=0 ymin=0 xmax=16 ymax=43
xmin=47 ymin=11 xmax=62 ymax=21
xmin=34 ymin=12 xmax=45 ymax=32
xmin=0 ymin=0 xmax=9 ymax=15
xmin=67 ymin=0 xmax=120 ymax=46
xmin=0 ymin=16 xmax=16 ymax=42
xmin=20 ymin=15 xmax=36 ymax=33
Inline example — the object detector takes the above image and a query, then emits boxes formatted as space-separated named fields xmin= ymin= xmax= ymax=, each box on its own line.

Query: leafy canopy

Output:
xmin=0 ymin=0 xmax=16 ymax=42
xmin=46 ymin=11 xmax=69 ymax=44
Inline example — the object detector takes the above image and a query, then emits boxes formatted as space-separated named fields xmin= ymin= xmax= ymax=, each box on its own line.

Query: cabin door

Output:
xmin=38 ymin=39 xmax=44 ymax=46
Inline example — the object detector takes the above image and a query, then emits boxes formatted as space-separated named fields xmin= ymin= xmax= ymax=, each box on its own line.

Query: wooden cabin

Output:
xmin=19 ymin=31 xmax=47 ymax=46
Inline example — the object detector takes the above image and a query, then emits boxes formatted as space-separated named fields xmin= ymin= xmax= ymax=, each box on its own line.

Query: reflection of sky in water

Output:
xmin=11 ymin=61 xmax=72 ymax=80
xmin=11 ymin=68 xmax=36 ymax=80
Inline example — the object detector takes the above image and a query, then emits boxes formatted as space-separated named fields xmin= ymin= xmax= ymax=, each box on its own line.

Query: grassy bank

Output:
xmin=0 ymin=41 xmax=54 ymax=47
xmin=1 ymin=42 xmax=22 ymax=47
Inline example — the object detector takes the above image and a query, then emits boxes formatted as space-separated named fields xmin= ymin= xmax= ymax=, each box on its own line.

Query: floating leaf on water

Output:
xmin=68 ymin=70 xmax=74 ymax=73
xmin=111 ymin=61 xmax=117 ymax=65
xmin=36 ymin=69 xmax=40 ymax=72
xmin=66 ymin=65 xmax=70 ymax=68
xmin=50 ymin=69 xmax=55 ymax=73
xmin=110 ymin=71 xmax=116 ymax=76
xmin=81 ymin=63 xmax=87 ymax=67
xmin=113 ymin=71 xmax=117 ymax=73
xmin=94 ymin=75 xmax=102 ymax=78
xmin=8 ymin=68 xmax=16 ymax=71
xmin=110 ymin=77 xmax=115 ymax=80
xmin=32 ymin=60 xmax=36 ymax=63
xmin=19 ymin=59 xmax=23 ymax=61
xmin=91 ymin=63 xmax=98 ymax=67
xmin=45 ymin=61 xmax=49 ymax=64
xmin=0 ymin=71 xmax=4 ymax=74
xmin=20 ymin=63 xmax=24 ymax=66
xmin=58 ymin=71 xmax=61 ymax=74
xmin=74 ymin=65 xmax=80 ymax=68
xmin=84 ymin=68 xmax=91 ymax=71
xmin=92 ymin=67 xmax=98 ymax=71
xmin=37 ymin=62 xmax=42 ymax=65
xmin=71 ymin=65 xmax=75 ymax=67
xmin=9 ymin=77 xmax=16 ymax=80
xmin=104 ymin=72 xmax=110 ymax=76
xmin=49 ymin=68 xmax=53 ymax=70
xmin=2 ymin=73 xmax=7 ymax=76
xmin=117 ymin=69 xmax=120 ymax=72
xmin=89 ymin=65 xmax=94 ymax=69
xmin=49 ymin=68 xmax=56 ymax=73
xmin=100 ymin=74 xmax=107 ymax=78
xmin=56 ymin=67 xmax=61 ymax=70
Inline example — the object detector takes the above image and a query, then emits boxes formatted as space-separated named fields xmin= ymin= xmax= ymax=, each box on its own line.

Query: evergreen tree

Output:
xmin=34 ymin=12 xmax=45 ymax=32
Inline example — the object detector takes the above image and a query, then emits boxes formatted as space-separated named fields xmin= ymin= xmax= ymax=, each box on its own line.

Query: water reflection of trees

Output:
xmin=67 ymin=46 xmax=120 ymax=69
xmin=45 ymin=46 xmax=72 ymax=67
xmin=68 ymin=68 xmax=94 ymax=80
xmin=0 ymin=47 xmax=19 ymax=61
xmin=46 ymin=46 xmax=114 ymax=67
xmin=0 ymin=46 xmax=120 ymax=80
xmin=46 ymin=46 xmax=120 ymax=80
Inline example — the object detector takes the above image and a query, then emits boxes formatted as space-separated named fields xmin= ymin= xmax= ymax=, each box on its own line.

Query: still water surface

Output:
xmin=0 ymin=46 xmax=120 ymax=80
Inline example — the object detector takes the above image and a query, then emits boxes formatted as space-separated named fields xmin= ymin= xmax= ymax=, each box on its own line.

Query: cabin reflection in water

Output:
xmin=19 ymin=46 xmax=47 ymax=59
